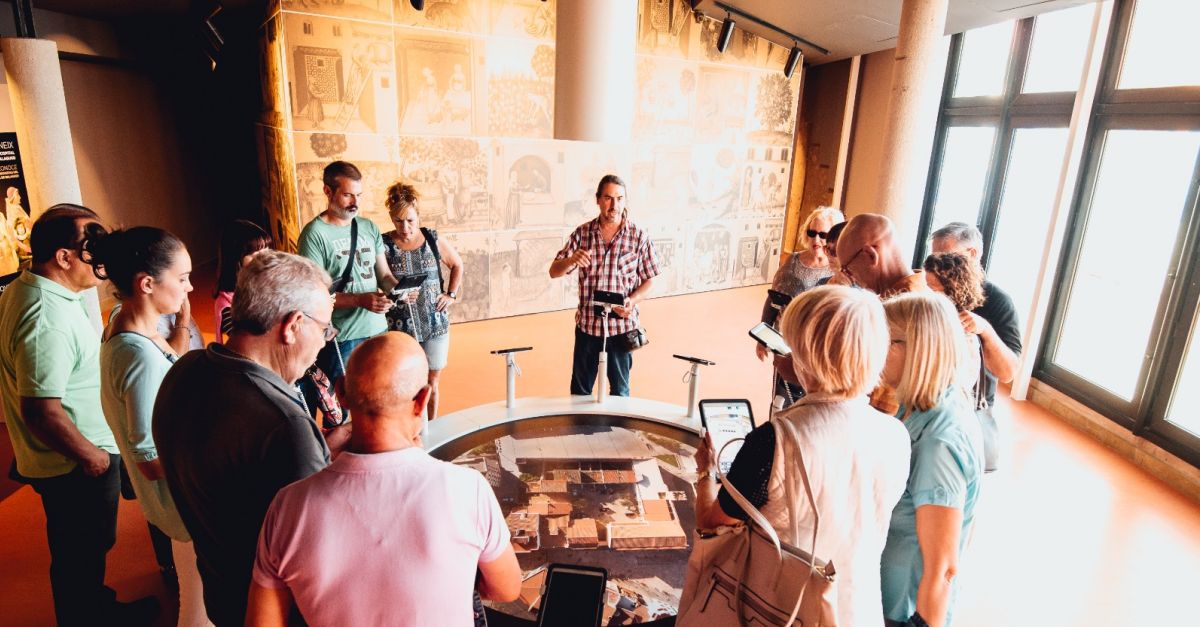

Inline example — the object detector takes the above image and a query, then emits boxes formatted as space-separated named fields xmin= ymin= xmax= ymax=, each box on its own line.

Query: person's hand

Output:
xmin=79 ymin=446 xmax=111 ymax=477
xmin=755 ymin=342 xmax=769 ymax=362
xmin=360 ymin=291 xmax=394 ymax=313
xmin=176 ymin=295 xmax=192 ymax=327
xmin=693 ymin=431 xmax=716 ymax=477
xmin=569 ymin=249 xmax=593 ymax=269
xmin=613 ymin=299 xmax=633 ymax=318
xmin=404 ymin=289 xmax=421 ymax=305
xmin=959 ymin=310 xmax=992 ymax=336
xmin=773 ymin=353 xmax=800 ymax=384
xmin=435 ymin=293 xmax=456 ymax=312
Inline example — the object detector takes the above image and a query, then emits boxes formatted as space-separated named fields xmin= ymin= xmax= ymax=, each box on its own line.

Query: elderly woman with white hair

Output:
xmin=756 ymin=205 xmax=844 ymax=406
xmin=879 ymin=292 xmax=984 ymax=627
xmin=694 ymin=285 xmax=911 ymax=626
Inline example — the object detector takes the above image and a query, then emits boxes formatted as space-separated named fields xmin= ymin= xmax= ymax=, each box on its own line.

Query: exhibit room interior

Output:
xmin=0 ymin=0 xmax=1198 ymax=625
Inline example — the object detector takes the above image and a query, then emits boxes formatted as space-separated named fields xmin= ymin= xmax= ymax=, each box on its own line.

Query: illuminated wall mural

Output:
xmin=259 ymin=0 xmax=799 ymax=323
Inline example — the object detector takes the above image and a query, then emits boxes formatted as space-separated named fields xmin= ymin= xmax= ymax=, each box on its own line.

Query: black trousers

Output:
xmin=28 ymin=453 xmax=121 ymax=627
xmin=570 ymin=327 xmax=633 ymax=397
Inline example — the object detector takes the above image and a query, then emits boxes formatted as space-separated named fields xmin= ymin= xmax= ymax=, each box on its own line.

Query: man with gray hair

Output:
xmin=154 ymin=250 xmax=348 ymax=626
xmin=930 ymin=221 xmax=1022 ymax=472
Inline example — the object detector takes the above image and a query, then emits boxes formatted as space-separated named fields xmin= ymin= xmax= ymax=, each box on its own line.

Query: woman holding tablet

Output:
xmin=382 ymin=182 xmax=463 ymax=420
xmin=692 ymin=285 xmax=911 ymax=626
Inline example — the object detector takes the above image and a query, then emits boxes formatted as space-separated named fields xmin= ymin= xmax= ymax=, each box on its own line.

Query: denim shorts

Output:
xmin=422 ymin=332 xmax=450 ymax=371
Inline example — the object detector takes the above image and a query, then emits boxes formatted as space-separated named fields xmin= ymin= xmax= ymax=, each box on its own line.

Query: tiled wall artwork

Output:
xmin=261 ymin=0 xmax=800 ymax=323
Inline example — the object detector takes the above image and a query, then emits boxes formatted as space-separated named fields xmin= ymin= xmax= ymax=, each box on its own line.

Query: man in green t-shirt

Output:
xmin=298 ymin=161 xmax=397 ymax=392
xmin=0 ymin=204 xmax=157 ymax=626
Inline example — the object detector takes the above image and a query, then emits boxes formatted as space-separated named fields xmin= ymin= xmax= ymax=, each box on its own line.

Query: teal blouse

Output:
xmin=880 ymin=387 xmax=983 ymax=624
xmin=100 ymin=332 xmax=190 ymax=541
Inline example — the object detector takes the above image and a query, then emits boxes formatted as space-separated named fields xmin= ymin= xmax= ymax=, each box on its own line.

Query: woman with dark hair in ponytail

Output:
xmin=93 ymin=227 xmax=211 ymax=627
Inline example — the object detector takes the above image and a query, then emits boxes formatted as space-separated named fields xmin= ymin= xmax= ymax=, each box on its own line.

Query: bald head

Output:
xmin=341 ymin=332 xmax=430 ymax=420
xmin=837 ymin=214 xmax=910 ymax=293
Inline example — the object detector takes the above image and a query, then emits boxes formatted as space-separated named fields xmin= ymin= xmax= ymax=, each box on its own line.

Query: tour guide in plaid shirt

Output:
xmin=549 ymin=174 xmax=660 ymax=397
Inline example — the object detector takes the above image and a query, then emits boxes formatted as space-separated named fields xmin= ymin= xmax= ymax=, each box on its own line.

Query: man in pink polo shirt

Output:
xmin=246 ymin=332 xmax=521 ymax=626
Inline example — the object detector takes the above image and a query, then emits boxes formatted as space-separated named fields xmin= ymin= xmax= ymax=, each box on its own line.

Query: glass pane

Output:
xmin=1023 ymin=4 xmax=1095 ymax=93
xmin=1168 ymin=318 xmax=1200 ymax=437
xmin=953 ymin=20 xmax=1016 ymax=98
xmin=929 ymin=126 xmax=997 ymax=231
xmin=1054 ymin=130 xmax=1200 ymax=400
xmin=987 ymin=127 xmax=1071 ymax=333
xmin=1118 ymin=0 xmax=1200 ymax=89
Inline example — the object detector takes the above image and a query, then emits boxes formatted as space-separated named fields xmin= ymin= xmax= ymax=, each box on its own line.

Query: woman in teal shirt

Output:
xmin=880 ymin=293 xmax=984 ymax=627
xmin=95 ymin=227 xmax=210 ymax=627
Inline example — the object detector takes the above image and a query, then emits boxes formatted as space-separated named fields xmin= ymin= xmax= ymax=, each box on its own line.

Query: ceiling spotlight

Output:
xmin=717 ymin=15 xmax=735 ymax=53
xmin=784 ymin=45 xmax=802 ymax=78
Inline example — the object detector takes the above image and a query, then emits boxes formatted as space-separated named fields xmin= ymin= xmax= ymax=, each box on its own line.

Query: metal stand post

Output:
xmin=505 ymin=352 xmax=520 ymax=408
xmin=686 ymin=363 xmax=701 ymax=419
xmin=673 ymin=354 xmax=716 ymax=419
xmin=490 ymin=346 xmax=532 ymax=409
xmin=596 ymin=309 xmax=610 ymax=404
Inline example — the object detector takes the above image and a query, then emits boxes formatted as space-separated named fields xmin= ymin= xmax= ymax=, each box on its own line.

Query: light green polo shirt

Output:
xmin=0 ymin=271 xmax=117 ymax=478
xmin=298 ymin=216 xmax=388 ymax=342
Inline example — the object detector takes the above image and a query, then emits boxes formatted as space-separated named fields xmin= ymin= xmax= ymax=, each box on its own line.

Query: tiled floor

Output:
xmin=2 ymin=283 xmax=1197 ymax=626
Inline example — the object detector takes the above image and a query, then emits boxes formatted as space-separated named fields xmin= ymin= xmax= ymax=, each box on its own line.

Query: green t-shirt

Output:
xmin=0 ymin=271 xmax=117 ymax=478
xmin=298 ymin=216 xmax=387 ymax=342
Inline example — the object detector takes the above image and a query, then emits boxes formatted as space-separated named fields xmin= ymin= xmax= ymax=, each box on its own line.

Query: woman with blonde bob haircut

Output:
xmin=879 ymin=292 xmax=984 ymax=627
xmin=693 ymin=285 xmax=911 ymax=626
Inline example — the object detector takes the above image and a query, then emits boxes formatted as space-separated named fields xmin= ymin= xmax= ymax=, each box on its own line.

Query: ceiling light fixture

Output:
xmin=717 ymin=14 xmax=735 ymax=54
xmin=784 ymin=45 xmax=802 ymax=78
xmin=709 ymin=1 xmax=829 ymax=57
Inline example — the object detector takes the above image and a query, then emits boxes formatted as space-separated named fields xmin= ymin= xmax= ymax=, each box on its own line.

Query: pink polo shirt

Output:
xmin=253 ymin=447 xmax=510 ymax=626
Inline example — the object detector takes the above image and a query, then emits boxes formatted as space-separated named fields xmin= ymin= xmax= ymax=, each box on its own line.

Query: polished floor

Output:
xmin=1 ymin=282 xmax=1198 ymax=626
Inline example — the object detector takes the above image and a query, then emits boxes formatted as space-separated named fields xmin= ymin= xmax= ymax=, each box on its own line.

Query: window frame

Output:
xmin=1034 ymin=0 xmax=1200 ymax=466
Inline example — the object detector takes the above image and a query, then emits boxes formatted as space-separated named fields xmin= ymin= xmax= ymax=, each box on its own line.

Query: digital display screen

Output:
xmin=699 ymin=400 xmax=756 ymax=475
xmin=749 ymin=322 xmax=791 ymax=356
xmin=538 ymin=567 xmax=606 ymax=627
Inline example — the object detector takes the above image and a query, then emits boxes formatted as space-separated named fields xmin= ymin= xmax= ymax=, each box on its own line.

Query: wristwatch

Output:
xmin=445 ymin=291 xmax=457 ymax=299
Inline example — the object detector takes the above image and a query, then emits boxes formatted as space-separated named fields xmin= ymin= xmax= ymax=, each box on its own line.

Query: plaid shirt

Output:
xmin=556 ymin=217 xmax=660 ymax=337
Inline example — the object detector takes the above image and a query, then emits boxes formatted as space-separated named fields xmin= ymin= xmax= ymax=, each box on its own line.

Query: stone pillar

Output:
xmin=553 ymin=0 xmax=637 ymax=143
xmin=2 ymin=37 xmax=100 ymax=329
xmin=874 ymin=0 xmax=950 ymax=260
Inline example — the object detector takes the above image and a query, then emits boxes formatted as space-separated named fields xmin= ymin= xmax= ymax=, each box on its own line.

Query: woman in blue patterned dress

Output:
xmin=381 ymin=182 xmax=464 ymax=420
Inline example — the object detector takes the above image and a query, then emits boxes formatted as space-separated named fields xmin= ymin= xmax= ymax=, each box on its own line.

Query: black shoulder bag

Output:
xmin=328 ymin=217 xmax=359 ymax=294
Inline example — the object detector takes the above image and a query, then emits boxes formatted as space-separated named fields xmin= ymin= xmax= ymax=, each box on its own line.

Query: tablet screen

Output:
xmin=699 ymin=399 xmax=756 ymax=475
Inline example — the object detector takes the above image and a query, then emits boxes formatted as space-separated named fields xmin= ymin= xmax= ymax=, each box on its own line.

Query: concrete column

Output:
xmin=2 ymin=37 xmax=100 ymax=329
xmin=553 ymin=0 xmax=637 ymax=143
xmin=874 ymin=0 xmax=950 ymax=260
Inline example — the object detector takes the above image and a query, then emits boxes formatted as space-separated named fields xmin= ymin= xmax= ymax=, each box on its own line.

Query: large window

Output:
xmin=1040 ymin=0 xmax=1200 ymax=466
xmin=916 ymin=3 xmax=1094 ymax=321
xmin=919 ymin=0 xmax=1200 ymax=467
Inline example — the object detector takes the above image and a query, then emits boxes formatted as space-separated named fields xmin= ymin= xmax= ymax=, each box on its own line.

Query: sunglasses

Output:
xmin=806 ymin=229 xmax=829 ymax=240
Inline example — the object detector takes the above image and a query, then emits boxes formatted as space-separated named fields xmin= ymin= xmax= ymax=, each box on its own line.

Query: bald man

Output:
xmin=836 ymin=214 xmax=929 ymax=298
xmin=246 ymin=332 xmax=521 ymax=627
xmin=820 ymin=214 xmax=929 ymax=414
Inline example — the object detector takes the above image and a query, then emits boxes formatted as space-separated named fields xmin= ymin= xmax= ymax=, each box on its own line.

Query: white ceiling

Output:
xmin=694 ymin=0 xmax=1101 ymax=63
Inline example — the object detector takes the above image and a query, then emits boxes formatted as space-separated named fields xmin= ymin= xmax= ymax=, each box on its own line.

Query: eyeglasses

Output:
xmin=806 ymin=229 xmax=829 ymax=240
xmin=300 ymin=311 xmax=338 ymax=342
xmin=839 ymin=246 xmax=866 ymax=282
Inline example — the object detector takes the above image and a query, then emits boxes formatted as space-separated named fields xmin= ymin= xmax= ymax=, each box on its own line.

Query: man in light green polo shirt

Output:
xmin=0 ymin=204 xmax=157 ymax=626
xmin=297 ymin=161 xmax=396 ymax=407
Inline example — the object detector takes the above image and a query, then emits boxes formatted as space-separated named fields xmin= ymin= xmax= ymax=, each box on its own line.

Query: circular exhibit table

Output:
xmin=428 ymin=396 xmax=703 ymax=626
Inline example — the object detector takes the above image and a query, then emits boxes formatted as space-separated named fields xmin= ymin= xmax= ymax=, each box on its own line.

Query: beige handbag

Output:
xmin=677 ymin=435 xmax=839 ymax=626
